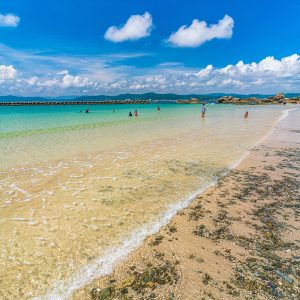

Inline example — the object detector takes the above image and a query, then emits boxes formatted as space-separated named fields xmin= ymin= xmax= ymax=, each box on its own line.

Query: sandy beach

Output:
xmin=2 ymin=2 xmax=300 ymax=299
xmin=71 ymin=107 xmax=300 ymax=300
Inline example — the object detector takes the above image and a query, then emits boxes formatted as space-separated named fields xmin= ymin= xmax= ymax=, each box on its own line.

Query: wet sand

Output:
xmin=72 ymin=108 xmax=300 ymax=300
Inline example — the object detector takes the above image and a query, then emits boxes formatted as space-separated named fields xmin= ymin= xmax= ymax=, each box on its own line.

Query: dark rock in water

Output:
xmin=89 ymin=259 xmax=179 ymax=299
xmin=90 ymin=287 xmax=113 ymax=300
xmin=90 ymin=287 xmax=101 ymax=299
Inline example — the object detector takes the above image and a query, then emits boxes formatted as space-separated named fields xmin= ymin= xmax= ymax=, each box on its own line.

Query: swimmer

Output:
xmin=201 ymin=103 xmax=206 ymax=118
xmin=244 ymin=111 xmax=249 ymax=118
xmin=85 ymin=109 xmax=90 ymax=113
xmin=129 ymin=111 xmax=133 ymax=117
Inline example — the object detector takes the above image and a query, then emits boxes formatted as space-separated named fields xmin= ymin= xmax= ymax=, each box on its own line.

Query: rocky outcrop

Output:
xmin=176 ymin=98 xmax=199 ymax=104
xmin=218 ymin=93 xmax=300 ymax=105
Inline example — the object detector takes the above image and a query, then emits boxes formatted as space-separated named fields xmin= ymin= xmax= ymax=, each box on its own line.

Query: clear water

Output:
xmin=0 ymin=103 xmax=288 ymax=299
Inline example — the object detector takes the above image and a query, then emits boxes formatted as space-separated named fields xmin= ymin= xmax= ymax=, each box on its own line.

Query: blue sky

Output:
xmin=0 ymin=0 xmax=300 ymax=96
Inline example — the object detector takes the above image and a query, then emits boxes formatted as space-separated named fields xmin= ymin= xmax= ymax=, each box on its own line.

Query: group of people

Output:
xmin=128 ymin=109 xmax=138 ymax=117
xmin=128 ymin=105 xmax=161 ymax=117
xmin=79 ymin=109 xmax=90 ymax=113
xmin=81 ymin=104 xmax=248 ymax=119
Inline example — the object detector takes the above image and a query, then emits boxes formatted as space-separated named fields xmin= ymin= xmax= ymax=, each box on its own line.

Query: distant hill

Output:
xmin=0 ymin=92 xmax=299 ymax=103
xmin=0 ymin=95 xmax=52 ymax=102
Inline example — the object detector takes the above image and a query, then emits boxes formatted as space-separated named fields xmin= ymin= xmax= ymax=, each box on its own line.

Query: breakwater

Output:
xmin=0 ymin=99 xmax=150 ymax=106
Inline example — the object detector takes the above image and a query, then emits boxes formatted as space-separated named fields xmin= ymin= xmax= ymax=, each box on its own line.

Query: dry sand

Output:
xmin=72 ymin=109 xmax=300 ymax=300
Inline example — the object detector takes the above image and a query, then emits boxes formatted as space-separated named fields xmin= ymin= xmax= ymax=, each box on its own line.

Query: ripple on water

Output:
xmin=0 ymin=105 xmax=292 ymax=299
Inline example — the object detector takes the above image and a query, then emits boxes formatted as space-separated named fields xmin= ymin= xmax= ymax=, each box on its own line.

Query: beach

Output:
xmin=0 ymin=104 xmax=299 ymax=299
xmin=2 ymin=1 xmax=300 ymax=299
xmin=71 ymin=107 xmax=300 ymax=300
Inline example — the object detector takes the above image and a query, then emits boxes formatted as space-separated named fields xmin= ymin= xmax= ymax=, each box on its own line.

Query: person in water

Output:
xmin=134 ymin=109 xmax=138 ymax=117
xmin=244 ymin=111 xmax=249 ymax=118
xmin=157 ymin=105 xmax=161 ymax=112
xmin=129 ymin=111 xmax=133 ymax=117
xmin=201 ymin=103 xmax=206 ymax=118
xmin=85 ymin=109 xmax=90 ymax=113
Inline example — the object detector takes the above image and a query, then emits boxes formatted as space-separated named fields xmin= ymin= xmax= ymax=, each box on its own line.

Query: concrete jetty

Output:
xmin=0 ymin=99 xmax=150 ymax=106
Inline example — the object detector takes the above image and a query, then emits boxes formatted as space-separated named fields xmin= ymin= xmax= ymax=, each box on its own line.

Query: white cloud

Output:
xmin=104 ymin=12 xmax=153 ymax=42
xmin=62 ymin=73 xmax=93 ymax=88
xmin=167 ymin=15 xmax=234 ymax=47
xmin=103 ymin=54 xmax=300 ymax=94
xmin=0 ymin=13 xmax=20 ymax=27
xmin=0 ymin=65 xmax=17 ymax=82
xmin=196 ymin=64 xmax=213 ymax=78
xmin=217 ymin=54 xmax=300 ymax=77
xmin=1 ymin=53 xmax=300 ymax=96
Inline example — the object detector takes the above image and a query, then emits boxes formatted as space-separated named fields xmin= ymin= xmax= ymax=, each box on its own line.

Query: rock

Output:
xmin=270 ymin=93 xmax=285 ymax=101
xmin=116 ymin=276 xmax=135 ymax=289
xmin=99 ymin=287 xmax=113 ymax=300
xmin=202 ymin=273 xmax=212 ymax=285
xmin=90 ymin=287 xmax=113 ymax=300
xmin=146 ymin=281 xmax=156 ymax=288
xmin=150 ymin=235 xmax=164 ymax=246
xmin=274 ymin=270 xmax=294 ymax=284
xmin=120 ymin=287 xmax=128 ymax=295
xmin=217 ymin=93 xmax=300 ymax=105
xmin=193 ymin=224 xmax=207 ymax=237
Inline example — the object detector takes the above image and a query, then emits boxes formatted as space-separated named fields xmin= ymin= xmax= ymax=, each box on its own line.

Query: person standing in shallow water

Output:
xmin=129 ymin=111 xmax=132 ymax=117
xmin=134 ymin=109 xmax=138 ymax=117
xmin=244 ymin=111 xmax=249 ymax=118
xmin=201 ymin=103 xmax=206 ymax=118
xmin=157 ymin=105 xmax=161 ymax=112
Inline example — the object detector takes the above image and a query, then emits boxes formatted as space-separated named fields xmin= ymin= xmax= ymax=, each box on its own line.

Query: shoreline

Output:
xmin=67 ymin=108 xmax=300 ymax=299
xmin=34 ymin=108 xmax=297 ymax=299
xmin=35 ymin=108 xmax=295 ymax=299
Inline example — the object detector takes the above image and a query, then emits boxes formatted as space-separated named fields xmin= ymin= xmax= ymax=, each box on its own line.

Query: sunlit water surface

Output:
xmin=0 ymin=103 xmax=289 ymax=299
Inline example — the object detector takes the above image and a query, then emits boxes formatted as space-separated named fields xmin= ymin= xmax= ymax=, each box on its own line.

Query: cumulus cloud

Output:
xmin=0 ymin=13 xmax=20 ymax=27
xmin=2 ymin=54 xmax=300 ymax=96
xmin=0 ymin=65 xmax=17 ymax=82
xmin=101 ymin=54 xmax=300 ymax=93
xmin=214 ymin=54 xmax=300 ymax=78
xmin=167 ymin=15 xmax=234 ymax=47
xmin=104 ymin=12 xmax=153 ymax=42
xmin=61 ymin=73 xmax=93 ymax=88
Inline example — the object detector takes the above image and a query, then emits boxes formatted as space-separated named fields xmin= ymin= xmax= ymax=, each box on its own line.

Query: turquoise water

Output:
xmin=0 ymin=103 xmax=286 ymax=168
xmin=0 ymin=103 xmax=289 ymax=299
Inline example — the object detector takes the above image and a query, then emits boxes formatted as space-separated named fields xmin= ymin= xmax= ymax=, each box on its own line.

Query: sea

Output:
xmin=0 ymin=103 xmax=292 ymax=299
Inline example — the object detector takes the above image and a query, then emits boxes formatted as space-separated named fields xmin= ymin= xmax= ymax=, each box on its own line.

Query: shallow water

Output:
xmin=0 ymin=103 xmax=289 ymax=299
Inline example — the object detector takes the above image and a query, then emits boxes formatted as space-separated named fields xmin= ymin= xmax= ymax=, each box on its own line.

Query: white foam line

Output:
xmin=33 ymin=181 xmax=217 ymax=300
xmin=34 ymin=107 xmax=298 ymax=300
